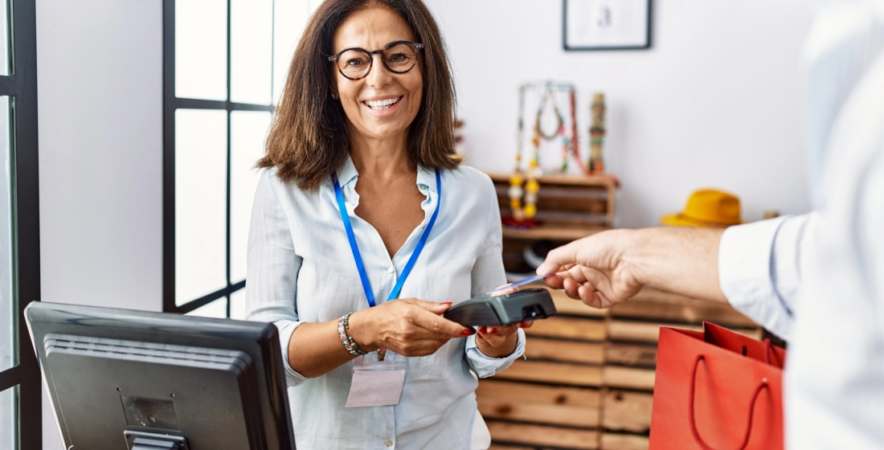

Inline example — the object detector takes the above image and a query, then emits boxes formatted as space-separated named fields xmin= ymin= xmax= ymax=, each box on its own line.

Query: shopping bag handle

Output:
xmin=689 ymin=355 xmax=770 ymax=450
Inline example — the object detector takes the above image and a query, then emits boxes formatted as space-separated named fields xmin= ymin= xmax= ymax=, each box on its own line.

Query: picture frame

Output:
xmin=563 ymin=0 xmax=652 ymax=51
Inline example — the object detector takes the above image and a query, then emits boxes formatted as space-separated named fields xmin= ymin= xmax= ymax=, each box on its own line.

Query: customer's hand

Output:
xmin=536 ymin=229 xmax=645 ymax=308
xmin=347 ymin=299 xmax=473 ymax=357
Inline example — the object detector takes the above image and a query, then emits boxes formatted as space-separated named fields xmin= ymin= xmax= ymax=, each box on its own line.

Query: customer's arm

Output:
xmin=537 ymin=227 xmax=728 ymax=306
xmin=537 ymin=215 xmax=817 ymax=341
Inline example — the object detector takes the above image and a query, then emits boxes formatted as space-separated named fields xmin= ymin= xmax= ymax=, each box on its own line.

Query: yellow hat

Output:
xmin=660 ymin=189 xmax=742 ymax=228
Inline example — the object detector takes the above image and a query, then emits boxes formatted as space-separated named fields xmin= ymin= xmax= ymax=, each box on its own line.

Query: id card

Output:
xmin=344 ymin=351 xmax=406 ymax=408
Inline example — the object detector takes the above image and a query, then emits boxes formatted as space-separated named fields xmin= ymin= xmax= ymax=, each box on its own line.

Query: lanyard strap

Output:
xmin=331 ymin=169 xmax=442 ymax=308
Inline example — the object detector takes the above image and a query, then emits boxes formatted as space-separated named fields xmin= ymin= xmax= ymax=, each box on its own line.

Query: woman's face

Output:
xmin=331 ymin=6 xmax=423 ymax=143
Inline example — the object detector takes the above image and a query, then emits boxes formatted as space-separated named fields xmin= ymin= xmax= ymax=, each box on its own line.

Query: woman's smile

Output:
xmin=362 ymin=95 xmax=404 ymax=115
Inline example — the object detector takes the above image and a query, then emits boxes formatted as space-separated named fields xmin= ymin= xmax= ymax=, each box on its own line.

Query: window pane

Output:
xmin=0 ymin=97 xmax=12 ymax=373
xmin=230 ymin=111 xmax=271 ymax=283
xmin=0 ymin=0 xmax=8 ymax=75
xmin=175 ymin=109 xmax=228 ymax=305
xmin=231 ymin=0 xmax=273 ymax=105
xmin=186 ymin=298 xmax=228 ymax=319
xmin=0 ymin=386 xmax=15 ymax=450
xmin=176 ymin=0 xmax=227 ymax=100
xmin=230 ymin=288 xmax=246 ymax=321
xmin=273 ymin=0 xmax=323 ymax=103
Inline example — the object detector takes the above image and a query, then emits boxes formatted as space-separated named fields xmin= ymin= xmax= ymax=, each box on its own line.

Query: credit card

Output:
xmin=486 ymin=273 xmax=553 ymax=295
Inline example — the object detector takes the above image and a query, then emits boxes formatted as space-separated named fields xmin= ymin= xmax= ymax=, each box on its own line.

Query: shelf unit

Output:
xmin=486 ymin=172 xmax=617 ymax=242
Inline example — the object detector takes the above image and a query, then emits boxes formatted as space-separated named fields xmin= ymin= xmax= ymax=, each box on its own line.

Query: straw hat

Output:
xmin=660 ymin=189 xmax=742 ymax=228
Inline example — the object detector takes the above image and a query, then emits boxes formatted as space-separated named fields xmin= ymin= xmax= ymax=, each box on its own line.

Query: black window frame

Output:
xmin=0 ymin=0 xmax=41 ymax=449
xmin=163 ymin=0 xmax=277 ymax=316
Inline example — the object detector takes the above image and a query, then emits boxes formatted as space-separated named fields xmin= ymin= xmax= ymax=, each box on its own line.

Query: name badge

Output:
xmin=344 ymin=351 xmax=406 ymax=408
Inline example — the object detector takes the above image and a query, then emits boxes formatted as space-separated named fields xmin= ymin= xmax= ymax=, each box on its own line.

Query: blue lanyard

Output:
xmin=331 ymin=169 xmax=442 ymax=307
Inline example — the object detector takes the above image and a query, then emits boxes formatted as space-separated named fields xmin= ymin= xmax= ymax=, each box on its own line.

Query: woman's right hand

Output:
xmin=347 ymin=299 xmax=474 ymax=357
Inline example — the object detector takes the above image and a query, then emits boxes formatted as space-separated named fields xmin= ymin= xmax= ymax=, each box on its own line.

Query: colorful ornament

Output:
xmin=589 ymin=93 xmax=606 ymax=174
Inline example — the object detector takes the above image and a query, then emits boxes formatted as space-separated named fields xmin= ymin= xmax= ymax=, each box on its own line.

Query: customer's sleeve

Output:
xmin=718 ymin=213 xmax=817 ymax=341
xmin=464 ymin=175 xmax=525 ymax=377
xmin=245 ymin=171 xmax=308 ymax=387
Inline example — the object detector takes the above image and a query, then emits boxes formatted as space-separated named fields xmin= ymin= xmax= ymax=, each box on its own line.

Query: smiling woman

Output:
xmin=260 ymin=0 xmax=458 ymax=190
xmin=246 ymin=1 xmax=527 ymax=449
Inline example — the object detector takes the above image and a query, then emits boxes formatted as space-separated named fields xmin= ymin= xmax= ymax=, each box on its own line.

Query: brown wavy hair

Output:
xmin=258 ymin=0 xmax=459 ymax=189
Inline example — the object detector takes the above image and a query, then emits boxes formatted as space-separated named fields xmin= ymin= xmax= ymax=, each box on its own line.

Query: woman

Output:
xmin=245 ymin=1 xmax=526 ymax=448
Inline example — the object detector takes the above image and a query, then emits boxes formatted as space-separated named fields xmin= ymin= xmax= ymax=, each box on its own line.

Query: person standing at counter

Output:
xmin=536 ymin=1 xmax=884 ymax=447
xmin=245 ymin=1 xmax=526 ymax=449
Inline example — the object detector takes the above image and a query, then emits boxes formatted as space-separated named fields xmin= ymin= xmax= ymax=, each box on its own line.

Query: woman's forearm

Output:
xmin=287 ymin=309 xmax=380 ymax=378
xmin=624 ymin=227 xmax=728 ymax=303
xmin=286 ymin=321 xmax=355 ymax=378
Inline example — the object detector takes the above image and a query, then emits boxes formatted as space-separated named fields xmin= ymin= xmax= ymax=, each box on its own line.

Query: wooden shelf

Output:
xmin=487 ymin=171 xmax=618 ymax=188
xmin=502 ymin=224 xmax=608 ymax=241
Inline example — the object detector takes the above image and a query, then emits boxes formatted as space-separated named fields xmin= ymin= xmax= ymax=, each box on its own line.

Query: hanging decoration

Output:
xmin=588 ymin=93 xmax=606 ymax=174
xmin=509 ymin=82 xmax=581 ymax=221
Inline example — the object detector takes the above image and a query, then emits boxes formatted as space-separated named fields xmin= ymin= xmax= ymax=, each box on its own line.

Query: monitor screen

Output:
xmin=25 ymin=302 xmax=295 ymax=450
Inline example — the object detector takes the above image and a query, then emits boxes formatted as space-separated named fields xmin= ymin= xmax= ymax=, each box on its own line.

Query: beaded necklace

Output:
xmin=510 ymin=83 xmax=576 ymax=219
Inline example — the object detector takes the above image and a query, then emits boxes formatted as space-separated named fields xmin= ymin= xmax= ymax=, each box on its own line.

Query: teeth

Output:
xmin=365 ymin=97 xmax=401 ymax=110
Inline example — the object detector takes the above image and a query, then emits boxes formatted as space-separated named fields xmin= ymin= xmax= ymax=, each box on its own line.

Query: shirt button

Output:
xmin=387 ymin=266 xmax=394 ymax=274
xmin=385 ymin=441 xmax=393 ymax=447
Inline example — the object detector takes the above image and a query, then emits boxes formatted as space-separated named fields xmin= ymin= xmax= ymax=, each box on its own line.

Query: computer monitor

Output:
xmin=25 ymin=302 xmax=295 ymax=450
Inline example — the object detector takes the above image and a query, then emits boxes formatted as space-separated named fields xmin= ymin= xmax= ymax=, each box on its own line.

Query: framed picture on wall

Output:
xmin=563 ymin=0 xmax=652 ymax=50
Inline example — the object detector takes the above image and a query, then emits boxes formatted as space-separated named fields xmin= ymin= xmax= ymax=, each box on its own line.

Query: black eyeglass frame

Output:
xmin=328 ymin=40 xmax=425 ymax=80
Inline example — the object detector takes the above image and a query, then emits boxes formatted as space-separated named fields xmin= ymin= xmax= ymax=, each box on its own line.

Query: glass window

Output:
xmin=0 ymin=96 xmax=11 ymax=373
xmin=175 ymin=109 xmax=228 ymax=305
xmin=186 ymin=298 xmax=228 ymax=318
xmin=231 ymin=0 xmax=273 ymax=105
xmin=176 ymin=0 xmax=228 ymax=100
xmin=0 ymin=0 xmax=8 ymax=76
xmin=168 ymin=0 xmax=319 ymax=315
xmin=230 ymin=111 xmax=271 ymax=284
xmin=273 ymin=0 xmax=309 ymax=103
xmin=0 ymin=386 xmax=14 ymax=450
xmin=230 ymin=288 xmax=246 ymax=321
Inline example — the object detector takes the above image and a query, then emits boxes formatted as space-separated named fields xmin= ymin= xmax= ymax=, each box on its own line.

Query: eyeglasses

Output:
xmin=328 ymin=41 xmax=424 ymax=80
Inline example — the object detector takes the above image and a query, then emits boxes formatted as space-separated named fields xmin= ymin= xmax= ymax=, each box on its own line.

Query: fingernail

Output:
xmin=441 ymin=302 xmax=452 ymax=306
xmin=461 ymin=329 xmax=474 ymax=336
xmin=519 ymin=323 xmax=526 ymax=328
xmin=489 ymin=327 xmax=497 ymax=334
xmin=477 ymin=328 xmax=484 ymax=336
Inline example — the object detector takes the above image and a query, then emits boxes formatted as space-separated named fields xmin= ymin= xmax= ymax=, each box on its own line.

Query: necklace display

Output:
xmin=510 ymin=83 xmax=578 ymax=220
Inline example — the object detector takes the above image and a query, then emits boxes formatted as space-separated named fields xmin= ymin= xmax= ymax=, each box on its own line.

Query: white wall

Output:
xmin=36 ymin=0 xmax=163 ymax=448
xmin=427 ymin=0 xmax=815 ymax=226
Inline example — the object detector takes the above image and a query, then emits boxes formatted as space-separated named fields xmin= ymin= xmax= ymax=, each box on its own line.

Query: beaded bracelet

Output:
xmin=338 ymin=312 xmax=367 ymax=356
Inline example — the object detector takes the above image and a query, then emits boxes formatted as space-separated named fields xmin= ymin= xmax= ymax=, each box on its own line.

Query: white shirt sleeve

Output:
xmin=463 ymin=176 xmax=526 ymax=376
xmin=718 ymin=213 xmax=817 ymax=341
xmin=245 ymin=171 xmax=308 ymax=387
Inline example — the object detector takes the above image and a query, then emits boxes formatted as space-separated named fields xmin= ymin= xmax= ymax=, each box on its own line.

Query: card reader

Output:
xmin=443 ymin=288 xmax=557 ymax=327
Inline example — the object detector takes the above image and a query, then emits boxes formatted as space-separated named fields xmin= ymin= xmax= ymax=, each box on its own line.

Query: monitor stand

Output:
xmin=124 ymin=430 xmax=189 ymax=450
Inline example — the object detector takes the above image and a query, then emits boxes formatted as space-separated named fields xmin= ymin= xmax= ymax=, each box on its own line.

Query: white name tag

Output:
xmin=344 ymin=351 xmax=406 ymax=408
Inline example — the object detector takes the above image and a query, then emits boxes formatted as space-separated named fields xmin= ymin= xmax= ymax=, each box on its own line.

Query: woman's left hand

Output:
xmin=475 ymin=321 xmax=532 ymax=357
xmin=474 ymin=285 xmax=534 ymax=357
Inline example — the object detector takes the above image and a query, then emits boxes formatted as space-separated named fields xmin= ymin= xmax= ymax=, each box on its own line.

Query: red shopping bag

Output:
xmin=649 ymin=322 xmax=786 ymax=450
